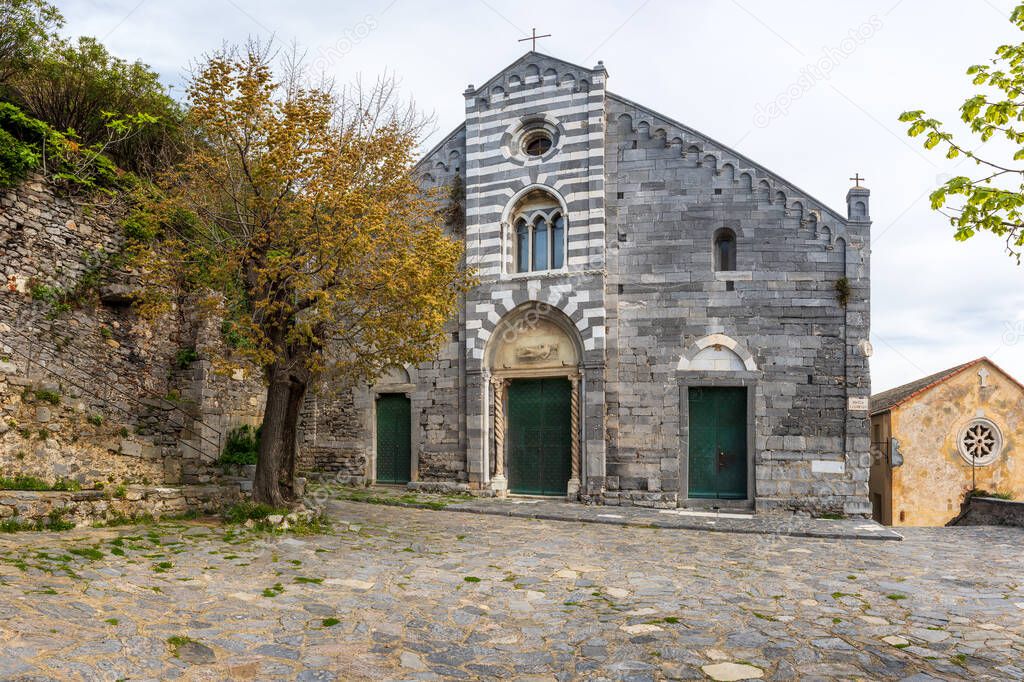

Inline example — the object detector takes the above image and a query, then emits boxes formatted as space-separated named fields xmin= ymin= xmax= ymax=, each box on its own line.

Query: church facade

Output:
xmin=301 ymin=53 xmax=873 ymax=516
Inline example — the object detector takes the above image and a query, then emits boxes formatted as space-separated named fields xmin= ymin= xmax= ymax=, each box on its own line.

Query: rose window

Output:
xmin=957 ymin=419 xmax=1003 ymax=466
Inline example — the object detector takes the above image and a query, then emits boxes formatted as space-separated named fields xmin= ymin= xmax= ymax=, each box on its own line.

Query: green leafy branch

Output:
xmin=899 ymin=3 xmax=1024 ymax=263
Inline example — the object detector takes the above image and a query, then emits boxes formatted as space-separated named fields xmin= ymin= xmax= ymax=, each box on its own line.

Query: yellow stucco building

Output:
xmin=869 ymin=358 xmax=1024 ymax=526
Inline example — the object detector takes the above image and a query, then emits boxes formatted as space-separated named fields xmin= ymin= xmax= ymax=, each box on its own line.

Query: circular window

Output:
xmin=522 ymin=130 xmax=553 ymax=157
xmin=957 ymin=418 xmax=1003 ymax=466
xmin=509 ymin=119 xmax=560 ymax=161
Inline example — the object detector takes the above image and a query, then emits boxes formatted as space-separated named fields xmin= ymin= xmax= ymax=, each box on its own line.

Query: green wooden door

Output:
xmin=507 ymin=378 xmax=572 ymax=495
xmin=376 ymin=393 xmax=411 ymax=484
xmin=688 ymin=387 xmax=748 ymax=500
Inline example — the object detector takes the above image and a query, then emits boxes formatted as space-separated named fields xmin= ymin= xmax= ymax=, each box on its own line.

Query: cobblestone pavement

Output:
xmin=0 ymin=501 xmax=1022 ymax=681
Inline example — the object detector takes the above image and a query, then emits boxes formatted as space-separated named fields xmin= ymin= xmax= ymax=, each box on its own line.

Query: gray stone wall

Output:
xmin=603 ymin=95 xmax=871 ymax=515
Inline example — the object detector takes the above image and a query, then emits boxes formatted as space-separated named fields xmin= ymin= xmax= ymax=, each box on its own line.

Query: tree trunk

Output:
xmin=253 ymin=364 xmax=291 ymax=507
xmin=277 ymin=376 xmax=307 ymax=500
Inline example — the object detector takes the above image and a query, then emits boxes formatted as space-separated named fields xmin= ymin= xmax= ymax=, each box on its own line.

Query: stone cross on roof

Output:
xmin=518 ymin=28 xmax=551 ymax=51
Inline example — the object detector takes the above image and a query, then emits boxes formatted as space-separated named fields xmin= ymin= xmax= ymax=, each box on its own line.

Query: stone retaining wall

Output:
xmin=950 ymin=497 xmax=1024 ymax=528
xmin=1 ymin=174 xmax=264 ymax=487
xmin=0 ymin=484 xmax=240 ymax=528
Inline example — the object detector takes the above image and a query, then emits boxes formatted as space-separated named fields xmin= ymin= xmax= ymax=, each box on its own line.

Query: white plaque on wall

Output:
xmin=848 ymin=396 xmax=870 ymax=412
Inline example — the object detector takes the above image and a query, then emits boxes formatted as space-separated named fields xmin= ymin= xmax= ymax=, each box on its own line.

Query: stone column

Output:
xmin=567 ymin=374 xmax=581 ymax=499
xmin=490 ymin=376 xmax=508 ymax=497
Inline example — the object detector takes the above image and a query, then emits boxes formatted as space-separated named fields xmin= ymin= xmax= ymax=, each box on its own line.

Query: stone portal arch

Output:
xmin=485 ymin=302 xmax=584 ymax=498
xmin=678 ymin=334 xmax=758 ymax=372
xmin=486 ymin=302 xmax=582 ymax=372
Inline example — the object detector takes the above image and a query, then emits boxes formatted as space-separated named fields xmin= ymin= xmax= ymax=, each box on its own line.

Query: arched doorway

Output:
xmin=678 ymin=334 xmax=758 ymax=503
xmin=372 ymin=365 xmax=414 ymax=485
xmin=486 ymin=304 xmax=583 ymax=497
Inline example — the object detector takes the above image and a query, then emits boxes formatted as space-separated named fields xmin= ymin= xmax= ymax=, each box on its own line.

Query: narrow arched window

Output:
xmin=508 ymin=189 xmax=566 ymax=274
xmin=714 ymin=228 xmax=737 ymax=271
xmin=532 ymin=217 xmax=549 ymax=270
xmin=515 ymin=219 xmax=529 ymax=273
xmin=551 ymin=214 xmax=565 ymax=269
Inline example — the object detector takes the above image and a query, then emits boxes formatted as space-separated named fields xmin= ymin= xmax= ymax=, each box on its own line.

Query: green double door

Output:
xmin=507 ymin=378 xmax=572 ymax=495
xmin=688 ymin=387 xmax=748 ymax=500
xmin=376 ymin=394 xmax=411 ymax=484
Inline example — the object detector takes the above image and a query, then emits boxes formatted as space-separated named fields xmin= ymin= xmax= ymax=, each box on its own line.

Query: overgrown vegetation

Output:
xmin=224 ymin=500 xmax=285 ymax=524
xmin=174 ymin=347 xmax=199 ymax=369
xmin=217 ymin=424 xmax=260 ymax=466
xmin=0 ymin=100 xmax=141 ymax=193
xmin=967 ymin=488 xmax=1015 ymax=500
xmin=31 ymin=388 xmax=60 ymax=405
xmin=0 ymin=508 xmax=74 ymax=532
xmin=1 ymin=1 xmax=181 ymax=183
xmin=2 ymin=6 xmax=472 ymax=510
xmin=834 ymin=277 xmax=851 ymax=307
xmin=223 ymin=500 xmax=331 ymax=535
xmin=0 ymin=475 xmax=80 ymax=491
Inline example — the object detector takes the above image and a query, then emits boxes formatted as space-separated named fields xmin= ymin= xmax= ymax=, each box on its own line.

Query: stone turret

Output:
xmin=847 ymin=181 xmax=870 ymax=222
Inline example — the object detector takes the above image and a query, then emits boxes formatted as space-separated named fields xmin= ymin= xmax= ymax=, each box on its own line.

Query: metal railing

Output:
xmin=3 ymin=326 xmax=225 ymax=462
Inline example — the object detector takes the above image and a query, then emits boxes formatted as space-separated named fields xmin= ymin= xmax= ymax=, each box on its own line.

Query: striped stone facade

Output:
xmin=300 ymin=52 xmax=872 ymax=516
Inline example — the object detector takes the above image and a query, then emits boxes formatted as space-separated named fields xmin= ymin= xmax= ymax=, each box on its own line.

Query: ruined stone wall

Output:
xmin=952 ymin=496 xmax=1024 ymax=528
xmin=0 ymin=483 xmax=240 ymax=527
xmin=0 ymin=174 xmax=263 ymax=488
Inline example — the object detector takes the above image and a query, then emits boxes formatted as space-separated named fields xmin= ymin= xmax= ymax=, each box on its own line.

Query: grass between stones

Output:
xmin=68 ymin=547 xmax=104 ymax=561
xmin=223 ymin=501 xmax=331 ymax=535
xmin=330 ymin=485 xmax=472 ymax=511
xmin=261 ymin=582 xmax=285 ymax=598
xmin=167 ymin=635 xmax=196 ymax=656
xmin=0 ymin=508 xmax=75 ymax=533
xmin=0 ymin=475 xmax=80 ymax=491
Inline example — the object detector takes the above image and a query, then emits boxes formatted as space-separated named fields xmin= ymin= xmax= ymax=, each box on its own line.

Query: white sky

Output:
xmin=56 ymin=0 xmax=1024 ymax=393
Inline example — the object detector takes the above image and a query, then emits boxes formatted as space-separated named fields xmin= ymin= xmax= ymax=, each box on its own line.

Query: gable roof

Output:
xmin=870 ymin=357 xmax=1024 ymax=415
xmin=471 ymin=50 xmax=603 ymax=94
xmin=605 ymin=92 xmax=849 ymax=223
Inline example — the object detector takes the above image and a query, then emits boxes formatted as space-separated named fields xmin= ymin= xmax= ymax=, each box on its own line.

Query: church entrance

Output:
xmin=507 ymin=377 xmax=572 ymax=495
xmin=688 ymin=387 xmax=748 ymax=500
xmin=375 ymin=393 xmax=411 ymax=484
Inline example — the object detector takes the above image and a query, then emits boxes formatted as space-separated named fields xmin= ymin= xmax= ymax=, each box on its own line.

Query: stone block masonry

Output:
xmin=950 ymin=496 xmax=1024 ymax=528
xmin=303 ymin=53 xmax=873 ymax=517
xmin=1 ymin=174 xmax=265 ymax=489
xmin=0 ymin=483 xmax=240 ymax=528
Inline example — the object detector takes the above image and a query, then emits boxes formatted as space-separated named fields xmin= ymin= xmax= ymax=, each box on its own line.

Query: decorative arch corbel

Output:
xmin=678 ymin=334 xmax=758 ymax=372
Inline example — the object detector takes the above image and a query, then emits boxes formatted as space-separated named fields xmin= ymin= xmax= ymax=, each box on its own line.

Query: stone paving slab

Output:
xmin=0 ymin=501 xmax=1021 ymax=680
xmin=443 ymin=497 xmax=904 ymax=541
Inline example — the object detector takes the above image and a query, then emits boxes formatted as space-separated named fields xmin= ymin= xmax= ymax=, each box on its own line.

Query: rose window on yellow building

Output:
xmin=957 ymin=418 xmax=1003 ymax=466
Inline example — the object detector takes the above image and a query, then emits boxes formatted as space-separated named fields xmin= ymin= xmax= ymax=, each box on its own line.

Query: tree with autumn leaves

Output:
xmin=135 ymin=43 xmax=470 ymax=506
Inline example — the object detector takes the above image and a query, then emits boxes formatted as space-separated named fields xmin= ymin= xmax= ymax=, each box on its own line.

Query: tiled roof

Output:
xmin=870 ymin=359 xmax=982 ymax=415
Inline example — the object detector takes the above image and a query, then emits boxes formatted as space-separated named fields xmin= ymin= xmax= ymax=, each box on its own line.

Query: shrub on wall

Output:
xmin=218 ymin=424 xmax=261 ymax=466
xmin=0 ymin=101 xmax=136 ymax=193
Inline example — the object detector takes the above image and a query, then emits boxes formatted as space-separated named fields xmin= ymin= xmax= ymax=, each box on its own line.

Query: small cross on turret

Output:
xmin=846 ymin=173 xmax=870 ymax=221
